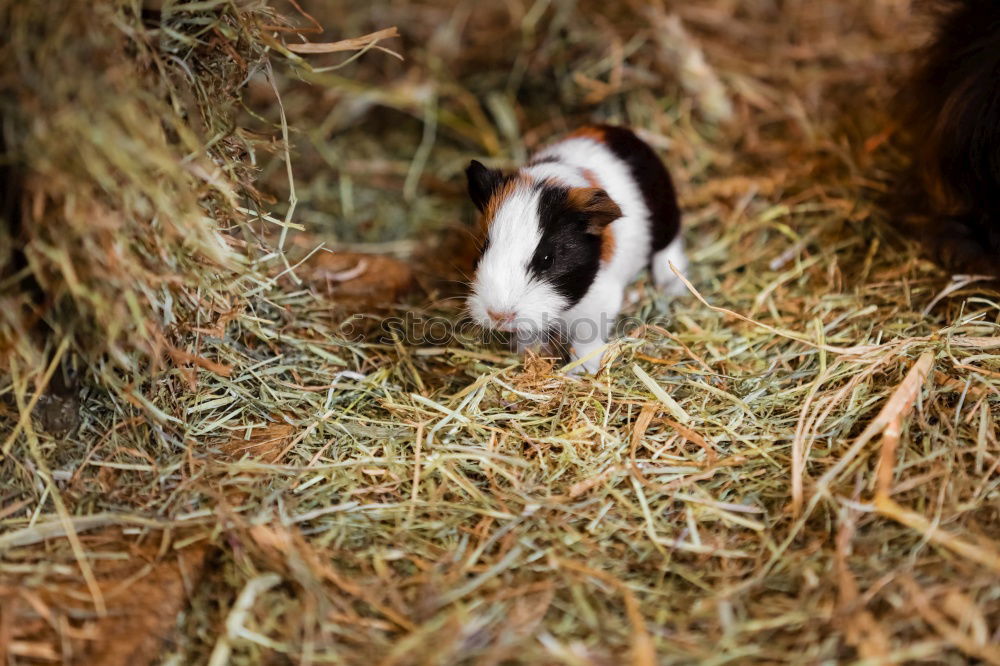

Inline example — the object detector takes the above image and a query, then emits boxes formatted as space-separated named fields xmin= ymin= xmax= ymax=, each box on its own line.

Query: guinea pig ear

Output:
xmin=568 ymin=187 xmax=623 ymax=234
xmin=466 ymin=160 xmax=506 ymax=213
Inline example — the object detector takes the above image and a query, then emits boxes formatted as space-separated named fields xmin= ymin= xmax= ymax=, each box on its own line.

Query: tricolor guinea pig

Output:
xmin=465 ymin=124 xmax=687 ymax=374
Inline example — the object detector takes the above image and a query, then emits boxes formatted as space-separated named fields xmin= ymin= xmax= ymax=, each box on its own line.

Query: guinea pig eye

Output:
xmin=529 ymin=243 xmax=556 ymax=275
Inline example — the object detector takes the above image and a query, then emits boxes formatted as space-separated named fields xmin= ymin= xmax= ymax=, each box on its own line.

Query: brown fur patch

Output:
xmin=572 ymin=174 xmax=618 ymax=262
xmin=566 ymin=186 xmax=621 ymax=264
xmin=482 ymin=178 xmax=518 ymax=227
xmin=565 ymin=187 xmax=614 ymax=218
xmin=600 ymin=224 xmax=616 ymax=263
xmin=481 ymin=174 xmax=532 ymax=229
xmin=567 ymin=126 xmax=607 ymax=143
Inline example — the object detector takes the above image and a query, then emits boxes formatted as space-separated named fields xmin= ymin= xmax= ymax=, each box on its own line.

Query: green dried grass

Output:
xmin=0 ymin=0 xmax=286 ymax=370
xmin=3 ymin=0 xmax=1000 ymax=664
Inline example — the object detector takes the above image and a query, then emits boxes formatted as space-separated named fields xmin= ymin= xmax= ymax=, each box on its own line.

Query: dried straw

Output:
xmin=2 ymin=0 xmax=998 ymax=664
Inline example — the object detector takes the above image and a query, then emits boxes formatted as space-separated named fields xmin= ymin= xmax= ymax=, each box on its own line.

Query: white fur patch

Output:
xmin=468 ymin=187 xmax=568 ymax=334
xmin=651 ymin=234 xmax=689 ymax=296
xmin=523 ymin=162 xmax=588 ymax=187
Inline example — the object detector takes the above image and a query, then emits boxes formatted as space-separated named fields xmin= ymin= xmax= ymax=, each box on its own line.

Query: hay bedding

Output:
xmin=1 ymin=0 xmax=999 ymax=664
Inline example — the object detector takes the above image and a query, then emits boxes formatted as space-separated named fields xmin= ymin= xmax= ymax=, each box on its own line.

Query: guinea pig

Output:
xmin=895 ymin=0 xmax=1000 ymax=277
xmin=465 ymin=124 xmax=686 ymax=374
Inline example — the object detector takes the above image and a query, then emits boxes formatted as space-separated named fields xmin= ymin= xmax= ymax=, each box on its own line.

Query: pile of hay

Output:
xmin=1 ymin=0 xmax=273 ymax=369
xmin=2 ymin=0 xmax=999 ymax=664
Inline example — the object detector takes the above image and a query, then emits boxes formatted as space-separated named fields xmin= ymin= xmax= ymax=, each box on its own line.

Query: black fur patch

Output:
xmin=526 ymin=155 xmax=560 ymax=167
xmin=465 ymin=160 xmax=507 ymax=213
xmin=589 ymin=125 xmax=681 ymax=262
xmin=528 ymin=185 xmax=603 ymax=307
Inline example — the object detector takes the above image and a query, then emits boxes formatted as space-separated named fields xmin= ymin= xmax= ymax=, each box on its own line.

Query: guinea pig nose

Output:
xmin=487 ymin=308 xmax=515 ymax=324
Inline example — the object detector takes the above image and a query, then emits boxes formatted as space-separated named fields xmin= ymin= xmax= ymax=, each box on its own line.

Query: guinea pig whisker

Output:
xmin=425 ymin=295 xmax=468 ymax=306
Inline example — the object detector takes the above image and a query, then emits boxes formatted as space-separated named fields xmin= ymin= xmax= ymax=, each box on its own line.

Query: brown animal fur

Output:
xmin=578 ymin=168 xmax=618 ymax=263
xmin=481 ymin=175 xmax=528 ymax=229
xmin=567 ymin=125 xmax=607 ymax=143
xmin=567 ymin=186 xmax=621 ymax=263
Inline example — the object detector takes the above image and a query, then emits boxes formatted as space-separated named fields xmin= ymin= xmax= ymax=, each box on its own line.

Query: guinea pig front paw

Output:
xmin=565 ymin=349 xmax=604 ymax=376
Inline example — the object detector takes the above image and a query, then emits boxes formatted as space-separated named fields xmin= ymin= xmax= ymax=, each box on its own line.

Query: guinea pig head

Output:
xmin=465 ymin=160 xmax=622 ymax=334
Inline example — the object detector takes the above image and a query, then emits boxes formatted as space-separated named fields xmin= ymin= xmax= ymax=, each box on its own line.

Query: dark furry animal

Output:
xmin=897 ymin=0 xmax=1000 ymax=276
